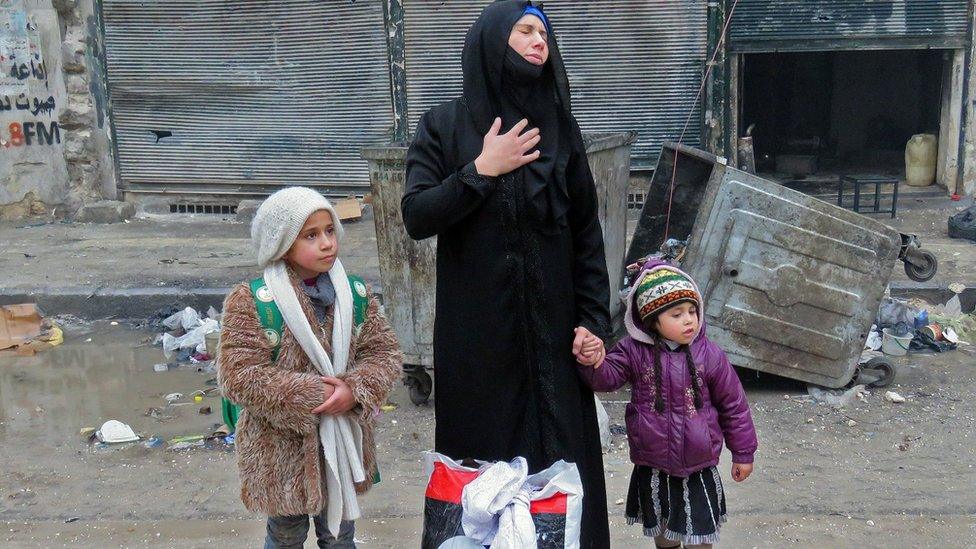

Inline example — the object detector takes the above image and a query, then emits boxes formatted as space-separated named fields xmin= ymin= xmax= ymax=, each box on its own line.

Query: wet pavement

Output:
xmin=2 ymin=321 xmax=976 ymax=547
xmin=0 ymin=323 xmax=217 ymax=444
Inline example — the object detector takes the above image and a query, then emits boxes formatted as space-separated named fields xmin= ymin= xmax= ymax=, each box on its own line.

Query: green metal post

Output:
xmin=704 ymin=0 xmax=730 ymax=159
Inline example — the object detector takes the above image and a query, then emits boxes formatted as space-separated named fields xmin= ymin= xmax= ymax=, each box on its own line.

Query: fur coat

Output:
xmin=218 ymin=273 xmax=402 ymax=516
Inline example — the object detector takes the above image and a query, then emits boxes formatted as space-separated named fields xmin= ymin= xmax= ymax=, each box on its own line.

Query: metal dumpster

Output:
xmin=627 ymin=143 xmax=902 ymax=388
xmin=364 ymin=131 xmax=637 ymax=402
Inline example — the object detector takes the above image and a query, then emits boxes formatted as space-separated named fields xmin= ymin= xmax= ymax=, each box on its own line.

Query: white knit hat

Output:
xmin=250 ymin=186 xmax=344 ymax=267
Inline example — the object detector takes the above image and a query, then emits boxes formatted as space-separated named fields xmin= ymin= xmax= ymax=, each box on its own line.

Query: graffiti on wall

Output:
xmin=0 ymin=92 xmax=59 ymax=148
xmin=0 ymin=0 xmax=59 ymax=150
xmin=0 ymin=0 xmax=38 ymax=95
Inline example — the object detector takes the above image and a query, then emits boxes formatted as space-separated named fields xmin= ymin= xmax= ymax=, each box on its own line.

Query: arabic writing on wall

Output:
xmin=2 ymin=93 xmax=55 ymax=116
xmin=0 ymin=0 xmax=60 ymax=149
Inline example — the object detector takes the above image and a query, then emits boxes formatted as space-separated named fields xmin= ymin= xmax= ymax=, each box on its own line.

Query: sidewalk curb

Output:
xmin=0 ymin=287 xmax=232 ymax=320
xmin=0 ymin=282 xmax=965 ymax=321
xmin=0 ymin=283 xmax=387 ymax=320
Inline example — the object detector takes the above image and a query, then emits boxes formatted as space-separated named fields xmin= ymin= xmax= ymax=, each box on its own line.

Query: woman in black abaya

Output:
xmin=402 ymin=2 xmax=612 ymax=546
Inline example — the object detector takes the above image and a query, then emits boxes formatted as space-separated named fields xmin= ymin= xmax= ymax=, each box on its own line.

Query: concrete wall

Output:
xmin=938 ymin=50 xmax=964 ymax=192
xmin=964 ymin=7 xmax=976 ymax=197
xmin=58 ymin=0 xmax=117 ymax=212
xmin=0 ymin=0 xmax=67 ymax=218
xmin=0 ymin=0 xmax=115 ymax=220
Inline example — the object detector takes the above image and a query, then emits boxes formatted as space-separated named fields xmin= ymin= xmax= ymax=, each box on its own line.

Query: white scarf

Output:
xmin=263 ymin=259 xmax=366 ymax=536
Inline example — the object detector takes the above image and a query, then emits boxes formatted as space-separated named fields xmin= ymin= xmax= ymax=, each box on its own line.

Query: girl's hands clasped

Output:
xmin=311 ymin=376 xmax=357 ymax=415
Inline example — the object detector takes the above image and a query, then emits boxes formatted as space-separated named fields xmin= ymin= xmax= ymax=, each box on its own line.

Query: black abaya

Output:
xmin=402 ymin=2 xmax=612 ymax=547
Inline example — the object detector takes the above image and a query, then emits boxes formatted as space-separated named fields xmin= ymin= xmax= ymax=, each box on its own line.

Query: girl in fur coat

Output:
xmin=218 ymin=186 xmax=402 ymax=548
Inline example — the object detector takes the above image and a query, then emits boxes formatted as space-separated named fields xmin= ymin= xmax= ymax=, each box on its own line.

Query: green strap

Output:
xmin=347 ymin=275 xmax=369 ymax=329
xmin=222 ymin=276 xmax=283 ymax=431
xmin=223 ymin=275 xmax=370 ymax=432
xmin=220 ymin=396 xmax=239 ymax=433
xmin=249 ymin=276 xmax=285 ymax=360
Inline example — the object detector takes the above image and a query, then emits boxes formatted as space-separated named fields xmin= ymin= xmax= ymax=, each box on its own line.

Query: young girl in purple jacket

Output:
xmin=580 ymin=259 xmax=757 ymax=548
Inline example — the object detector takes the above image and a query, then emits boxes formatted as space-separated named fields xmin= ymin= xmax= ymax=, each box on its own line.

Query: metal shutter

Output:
xmin=730 ymin=0 xmax=970 ymax=52
xmin=403 ymin=0 xmax=708 ymax=167
xmin=103 ymin=0 xmax=392 ymax=197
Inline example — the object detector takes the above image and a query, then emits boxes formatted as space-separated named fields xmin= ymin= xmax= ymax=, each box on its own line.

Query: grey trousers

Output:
xmin=264 ymin=512 xmax=355 ymax=549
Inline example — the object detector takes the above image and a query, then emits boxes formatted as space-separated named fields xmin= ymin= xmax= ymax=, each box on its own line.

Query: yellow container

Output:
xmin=905 ymin=134 xmax=937 ymax=187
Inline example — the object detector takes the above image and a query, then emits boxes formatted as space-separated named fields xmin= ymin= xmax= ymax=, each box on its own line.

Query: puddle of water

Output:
xmin=0 ymin=322 xmax=222 ymax=446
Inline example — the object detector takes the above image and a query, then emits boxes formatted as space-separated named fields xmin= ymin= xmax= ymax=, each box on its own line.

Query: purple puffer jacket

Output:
xmin=579 ymin=259 xmax=757 ymax=477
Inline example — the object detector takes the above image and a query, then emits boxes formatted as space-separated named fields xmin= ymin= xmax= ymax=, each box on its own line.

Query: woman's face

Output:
xmin=508 ymin=14 xmax=549 ymax=66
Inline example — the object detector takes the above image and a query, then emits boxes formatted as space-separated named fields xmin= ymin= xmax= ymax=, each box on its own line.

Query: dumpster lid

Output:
xmin=627 ymin=143 xmax=900 ymax=388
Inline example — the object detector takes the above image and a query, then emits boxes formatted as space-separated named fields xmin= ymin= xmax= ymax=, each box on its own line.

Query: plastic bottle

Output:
xmin=905 ymin=134 xmax=937 ymax=187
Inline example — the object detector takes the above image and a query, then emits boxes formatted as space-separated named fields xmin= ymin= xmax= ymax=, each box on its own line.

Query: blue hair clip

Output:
xmin=523 ymin=5 xmax=552 ymax=36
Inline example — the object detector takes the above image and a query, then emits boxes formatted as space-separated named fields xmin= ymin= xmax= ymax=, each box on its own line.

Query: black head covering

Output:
xmin=461 ymin=0 xmax=576 ymax=229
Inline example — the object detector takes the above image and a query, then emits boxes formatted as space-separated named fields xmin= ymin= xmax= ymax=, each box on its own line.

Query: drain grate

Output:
xmin=170 ymin=203 xmax=237 ymax=215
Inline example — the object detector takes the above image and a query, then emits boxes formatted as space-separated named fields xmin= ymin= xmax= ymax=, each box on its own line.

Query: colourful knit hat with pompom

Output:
xmin=634 ymin=267 xmax=701 ymax=322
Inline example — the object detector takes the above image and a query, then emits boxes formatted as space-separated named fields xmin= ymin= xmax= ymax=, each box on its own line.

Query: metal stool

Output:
xmin=838 ymin=175 xmax=899 ymax=218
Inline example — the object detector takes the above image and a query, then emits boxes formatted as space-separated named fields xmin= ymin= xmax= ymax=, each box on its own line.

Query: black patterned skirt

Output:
xmin=625 ymin=465 xmax=727 ymax=545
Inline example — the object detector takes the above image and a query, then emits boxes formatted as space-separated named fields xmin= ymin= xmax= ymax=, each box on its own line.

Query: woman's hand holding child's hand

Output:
xmin=311 ymin=377 xmax=357 ymax=415
xmin=731 ymin=462 xmax=753 ymax=482
xmin=573 ymin=327 xmax=606 ymax=368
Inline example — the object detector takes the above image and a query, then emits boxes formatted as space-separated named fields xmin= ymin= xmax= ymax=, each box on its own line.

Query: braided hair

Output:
xmin=643 ymin=315 xmax=703 ymax=413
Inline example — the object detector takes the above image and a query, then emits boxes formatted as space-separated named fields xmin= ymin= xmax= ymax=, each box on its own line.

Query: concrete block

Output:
xmin=236 ymin=199 xmax=263 ymax=223
xmin=63 ymin=129 xmax=93 ymax=161
xmin=60 ymin=27 xmax=87 ymax=74
xmin=75 ymin=200 xmax=135 ymax=223
xmin=65 ymin=74 xmax=88 ymax=95
xmin=138 ymin=200 xmax=173 ymax=215
xmin=60 ymin=97 xmax=95 ymax=130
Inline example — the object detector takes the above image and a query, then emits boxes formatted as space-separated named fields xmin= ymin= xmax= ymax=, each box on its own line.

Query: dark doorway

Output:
xmin=742 ymin=49 xmax=945 ymax=182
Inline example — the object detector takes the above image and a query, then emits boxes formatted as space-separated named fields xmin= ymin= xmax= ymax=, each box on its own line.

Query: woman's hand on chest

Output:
xmin=474 ymin=117 xmax=541 ymax=177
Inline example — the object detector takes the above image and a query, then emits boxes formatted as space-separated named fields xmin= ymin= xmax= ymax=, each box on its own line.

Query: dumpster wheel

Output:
xmin=403 ymin=365 xmax=433 ymax=405
xmin=903 ymin=249 xmax=938 ymax=282
xmin=857 ymin=358 xmax=896 ymax=388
